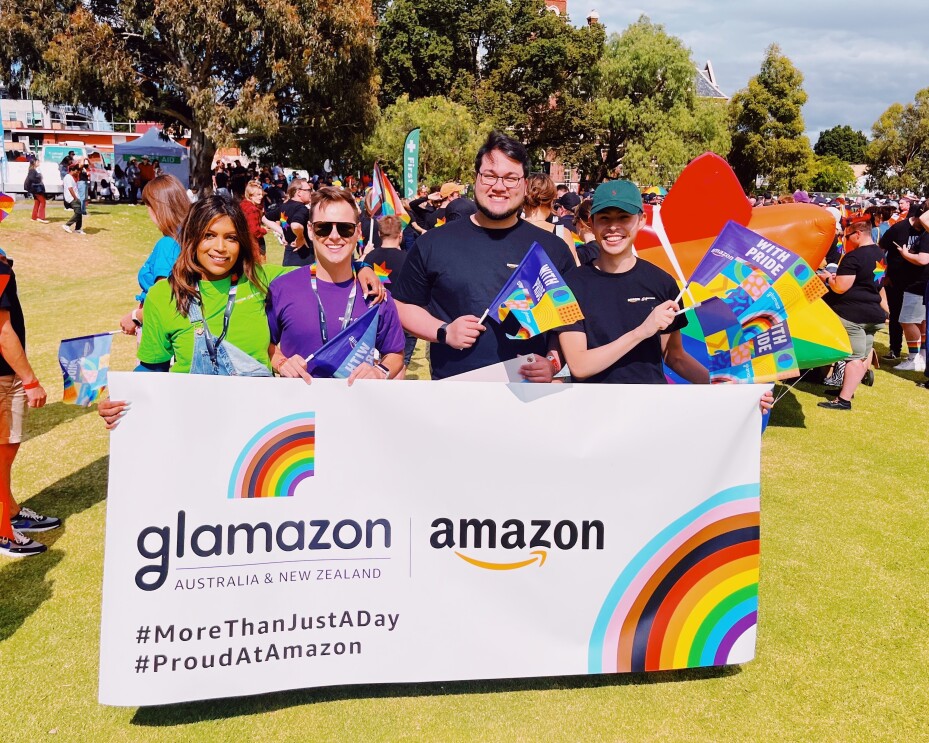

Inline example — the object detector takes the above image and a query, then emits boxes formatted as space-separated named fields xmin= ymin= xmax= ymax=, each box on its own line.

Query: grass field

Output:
xmin=1 ymin=199 xmax=928 ymax=741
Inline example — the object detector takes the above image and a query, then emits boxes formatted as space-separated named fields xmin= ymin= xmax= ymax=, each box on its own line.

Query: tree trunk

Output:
xmin=188 ymin=126 xmax=217 ymax=196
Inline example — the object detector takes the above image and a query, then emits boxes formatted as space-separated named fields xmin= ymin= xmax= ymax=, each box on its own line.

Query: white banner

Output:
xmin=99 ymin=373 xmax=765 ymax=706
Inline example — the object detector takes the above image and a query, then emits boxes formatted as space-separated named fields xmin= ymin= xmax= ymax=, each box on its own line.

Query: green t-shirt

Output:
xmin=139 ymin=266 xmax=290 ymax=373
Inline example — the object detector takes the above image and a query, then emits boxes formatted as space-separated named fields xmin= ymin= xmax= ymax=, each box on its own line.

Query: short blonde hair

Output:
xmin=244 ymin=180 xmax=264 ymax=201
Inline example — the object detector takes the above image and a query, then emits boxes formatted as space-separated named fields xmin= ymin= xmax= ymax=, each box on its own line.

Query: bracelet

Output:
xmin=22 ymin=378 xmax=40 ymax=390
xmin=131 ymin=308 xmax=142 ymax=327
xmin=374 ymin=362 xmax=391 ymax=379
xmin=353 ymin=261 xmax=373 ymax=272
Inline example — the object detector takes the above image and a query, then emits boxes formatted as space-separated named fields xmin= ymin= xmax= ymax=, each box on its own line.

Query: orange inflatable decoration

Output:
xmin=634 ymin=154 xmax=836 ymax=278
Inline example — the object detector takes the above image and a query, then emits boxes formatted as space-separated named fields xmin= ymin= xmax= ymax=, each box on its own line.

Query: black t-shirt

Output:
xmin=879 ymin=220 xmax=927 ymax=290
xmin=823 ymin=244 xmax=888 ymax=324
xmin=360 ymin=214 xmax=383 ymax=250
xmin=363 ymin=247 xmax=407 ymax=287
xmin=558 ymin=259 xmax=686 ymax=384
xmin=0 ymin=262 xmax=25 ymax=377
xmin=279 ymin=200 xmax=312 ymax=267
xmin=392 ymin=217 xmax=576 ymax=379
xmin=214 ymin=171 xmax=229 ymax=189
xmin=576 ymin=240 xmax=599 ymax=266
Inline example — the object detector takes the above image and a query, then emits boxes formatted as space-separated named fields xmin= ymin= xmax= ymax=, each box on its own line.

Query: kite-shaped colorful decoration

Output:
xmin=0 ymin=193 xmax=14 ymax=223
xmin=626 ymin=154 xmax=850 ymax=383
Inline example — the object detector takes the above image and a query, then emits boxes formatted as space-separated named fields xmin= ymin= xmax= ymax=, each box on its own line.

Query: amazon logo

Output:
xmin=429 ymin=518 xmax=604 ymax=571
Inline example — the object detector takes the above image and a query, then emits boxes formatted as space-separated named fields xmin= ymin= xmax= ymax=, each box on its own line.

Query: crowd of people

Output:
xmin=1 ymin=130 xmax=925 ymax=556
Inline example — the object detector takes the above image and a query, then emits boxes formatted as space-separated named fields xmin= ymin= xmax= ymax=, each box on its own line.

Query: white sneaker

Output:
xmin=896 ymin=355 xmax=926 ymax=372
xmin=61 ymin=224 xmax=72 ymax=233
xmin=74 ymin=229 xmax=87 ymax=235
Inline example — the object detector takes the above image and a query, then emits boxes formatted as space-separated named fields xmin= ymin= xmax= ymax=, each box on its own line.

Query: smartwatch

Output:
xmin=436 ymin=323 xmax=449 ymax=345
xmin=374 ymin=362 xmax=391 ymax=379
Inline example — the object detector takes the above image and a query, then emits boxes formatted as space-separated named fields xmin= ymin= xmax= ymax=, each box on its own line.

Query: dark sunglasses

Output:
xmin=312 ymin=221 xmax=356 ymax=238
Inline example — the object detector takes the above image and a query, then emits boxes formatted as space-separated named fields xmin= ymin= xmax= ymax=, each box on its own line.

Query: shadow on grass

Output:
xmin=26 ymin=401 xmax=96 ymax=439
xmin=131 ymin=665 xmax=741 ymax=726
xmin=0 ymin=456 xmax=108 ymax=641
xmin=768 ymin=385 xmax=806 ymax=428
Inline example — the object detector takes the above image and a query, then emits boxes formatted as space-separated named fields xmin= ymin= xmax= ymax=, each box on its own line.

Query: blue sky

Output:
xmin=582 ymin=2 xmax=929 ymax=143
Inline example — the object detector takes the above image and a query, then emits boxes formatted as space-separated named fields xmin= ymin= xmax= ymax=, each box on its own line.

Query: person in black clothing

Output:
xmin=393 ymin=131 xmax=574 ymax=381
xmin=280 ymin=178 xmax=314 ymax=266
xmin=878 ymin=205 xmax=926 ymax=360
xmin=364 ymin=215 xmax=417 ymax=374
xmin=0 ymin=250 xmax=60 ymax=557
xmin=817 ymin=218 xmax=889 ymax=410
xmin=557 ymin=181 xmax=707 ymax=384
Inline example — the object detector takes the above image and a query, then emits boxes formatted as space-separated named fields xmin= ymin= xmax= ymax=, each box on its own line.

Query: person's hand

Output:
xmin=24 ymin=381 xmax=46 ymax=409
xmin=99 ymin=398 xmax=129 ymax=429
xmin=119 ymin=311 xmax=139 ymax=335
xmin=358 ymin=266 xmax=387 ymax=305
xmin=640 ymin=300 xmax=678 ymax=337
xmin=347 ymin=362 xmax=388 ymax=386
xmin=759 ymin=389 xmax=774 ymax=414
xmin=276 ymin=355 xmax=312 ymax=384
xmin=518 ymin=354 xmax=554 ymax=384
xmin=445 ymin=315 xmax=485 ymax=350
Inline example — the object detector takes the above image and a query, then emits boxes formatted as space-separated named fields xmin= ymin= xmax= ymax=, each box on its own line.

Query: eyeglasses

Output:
xmin=312 ymin=221 xmax=357 ymax=238
xmin=478 ymin=172 xmax=523 ymax=189
xmin=298 ymin=187 xmax=312 ymax=192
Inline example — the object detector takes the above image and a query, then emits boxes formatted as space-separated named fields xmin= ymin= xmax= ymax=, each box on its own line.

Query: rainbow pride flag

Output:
xmin=371 ymin=163 xmax=411 ymax=228
xmin=0 ymin=193 xmax=13 ymax=223
xmin=58 ymin=332 xmax=112 ymax=406
xmin=486 ymin=242 xmax=584 ymax=340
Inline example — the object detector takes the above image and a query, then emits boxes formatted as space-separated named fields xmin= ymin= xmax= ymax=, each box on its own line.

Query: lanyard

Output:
xmin=309 ymin=262 xmax=357 ymax=344
xmin=196 ymin=275 xmax=239 ymax=360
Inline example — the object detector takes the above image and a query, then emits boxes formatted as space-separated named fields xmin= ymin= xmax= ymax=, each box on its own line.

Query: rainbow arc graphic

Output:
xmin=589 ymin=484 xmax=759 ymax=672
xmin=228 ymin=413 xmax=315 ymax=499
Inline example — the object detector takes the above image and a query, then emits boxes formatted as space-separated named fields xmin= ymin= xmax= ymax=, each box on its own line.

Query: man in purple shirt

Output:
xmin=267 ymin=187 xmax=405 ymax=381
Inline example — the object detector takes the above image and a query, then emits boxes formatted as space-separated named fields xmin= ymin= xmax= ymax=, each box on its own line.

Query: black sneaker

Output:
xmin=10 ymin=507 xmax=61 ymax=532
xmin=862 ymin=369 xmax=875 ymax=387
xmin=818 ymin=398 xmax=852 ymax=411
xmin=0 ymin=531 xmax=47 ymax=558
xmin=882 ymin=351 xmax=899 ymax=361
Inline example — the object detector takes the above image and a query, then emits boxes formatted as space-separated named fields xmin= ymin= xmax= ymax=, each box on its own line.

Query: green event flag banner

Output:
xmin=121 ymin=154 xmax=182 ymax=164
xmin=403 ymin=129 xmax=420 ymax=199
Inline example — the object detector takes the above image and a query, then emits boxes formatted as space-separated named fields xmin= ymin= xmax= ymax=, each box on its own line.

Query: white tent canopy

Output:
xmin=114 ymin=128 xmax=190 ymax=186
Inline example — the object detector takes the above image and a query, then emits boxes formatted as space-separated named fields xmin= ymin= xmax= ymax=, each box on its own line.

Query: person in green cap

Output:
xmin=556 ymin=180 xmax=712 ymax=384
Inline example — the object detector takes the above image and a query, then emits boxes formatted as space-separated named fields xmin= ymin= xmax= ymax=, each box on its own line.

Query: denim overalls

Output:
xmin=187 ymin=281 xmax=271 ymax=377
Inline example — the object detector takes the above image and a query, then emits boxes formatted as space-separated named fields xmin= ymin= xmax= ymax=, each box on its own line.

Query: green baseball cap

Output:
xmin=591 ymin=180 xmax=643 ymax=215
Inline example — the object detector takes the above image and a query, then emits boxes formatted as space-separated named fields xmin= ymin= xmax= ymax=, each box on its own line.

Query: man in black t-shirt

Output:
xmin=878 ymin=207 xmax=927 ymax=359
xmin=817 ymin=219 xmax=889 ymax=410
xmin=392 ymin=132 xmax=575 ymax=380
xmin=887 ymin=202 xmax=929 ymax=372
xmin=556 ymin=181 xmax=708 ymax=384
xmin=280 ymin=178 xmax=314 ymax=267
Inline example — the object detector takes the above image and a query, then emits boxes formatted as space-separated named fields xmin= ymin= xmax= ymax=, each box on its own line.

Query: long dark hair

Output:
xmin=169 ymin=196 xmax=265 ymax=316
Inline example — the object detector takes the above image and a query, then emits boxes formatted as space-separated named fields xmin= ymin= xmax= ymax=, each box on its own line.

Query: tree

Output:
xmin=472 ymin=0 xmax=604 ymax=165
xmin=0 ymin=0 xmax=378 ymax=191
xmin=809 ymin=155 xmax=856 ymax=193
xmin=728 ymin=44 xmax=813 ymax=192
xmin=362 ymin=96 xmax=489 ymax=186
xmin=376 ymin=0 xmax=509 ymax=107
xmin=590 ymin=17 xmax=730 ymax=185
xmin=865 ymin=88 xmax=929 ymax=195
xmin=814 ymin=125 xmax=868 ymax=163
xmin=376 ymin=0 xmax=603 ymax=165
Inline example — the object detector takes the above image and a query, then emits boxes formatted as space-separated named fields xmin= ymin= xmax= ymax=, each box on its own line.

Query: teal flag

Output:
xmin=403 ymin=128 xmax=421 ymax=199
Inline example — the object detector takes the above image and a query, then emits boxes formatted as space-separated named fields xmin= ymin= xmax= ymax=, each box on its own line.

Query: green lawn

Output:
xmin=1 ymin=200 xmax=927 ymax=740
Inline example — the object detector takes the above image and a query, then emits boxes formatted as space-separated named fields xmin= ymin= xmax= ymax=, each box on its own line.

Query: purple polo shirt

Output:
xmin=266 ymin=266 xmax=405 ymax=363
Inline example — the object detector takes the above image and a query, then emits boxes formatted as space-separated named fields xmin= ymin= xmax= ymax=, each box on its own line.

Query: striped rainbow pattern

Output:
xmin=571 ymin=231 xmax=585 ymax=249
xmin=373 ymin=163 xmax=411 ymax=228
xmin=589 ymin=484 xmax=759 ymax=673
xmin=873 ymin=259 xmax=886 ymax=286
xmin=228 ymin=413 xmax=315 ymax=499
xmin=373 ymin=261 xmax=392 ymax=283
xmin=0 ymin=193 xmax=13 ymax=222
